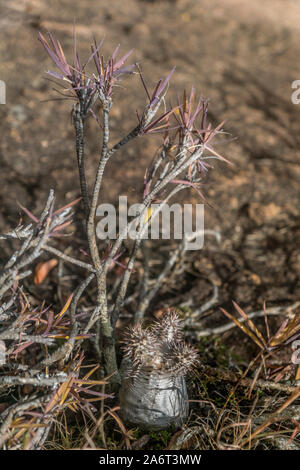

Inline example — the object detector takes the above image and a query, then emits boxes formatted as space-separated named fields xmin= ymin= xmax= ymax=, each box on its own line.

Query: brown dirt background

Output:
xmin=0 ymin=0 xmax=300 ymax=340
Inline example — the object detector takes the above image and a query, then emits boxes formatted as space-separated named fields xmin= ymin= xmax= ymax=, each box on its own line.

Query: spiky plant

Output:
xmin=119 ymin=310 xmax=198 ymax=430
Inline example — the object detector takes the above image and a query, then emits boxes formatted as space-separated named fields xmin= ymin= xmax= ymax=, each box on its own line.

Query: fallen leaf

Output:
xmin=34 ymin=259 xmax=58 ymax=285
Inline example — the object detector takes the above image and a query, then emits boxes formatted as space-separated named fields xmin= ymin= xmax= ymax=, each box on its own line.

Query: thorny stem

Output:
xmin=108 ymin=143 xmax=205 ymax=327
xmin=111 ymin=185 xmax=186 ymax=329
xmin=74 ymin=95 xmax=142 ymax=380
xmin=0 ymin=395 xmax=53 ymax=449
xmin=107 ymin=165 xmax=187 ymax=325
xmin=107 ymin=124 xmax=141 ymax=157
xmin=105 ymin=143 xmax=197 ymax=272
xmin=87 ymin=104 xmax=111 ymax=272
xmin=39 ymin=273 xmax=94 ymax=368
xmin=74 ymin=103 xmax=90 ymax=218
xmin=86 ymin=100 xmax=120 ymax=383
xmin=105 ymin=144 xmax=198 ymax=268
xmin=44 ymin=245 xmax=95 ymax=272
xmin=73 ymin=96 xmax=142 ymax=381
xmin=0 ymin=374 xmax=68 ymax=387
xmin=0 ymin=212 xmax=52 ymax=300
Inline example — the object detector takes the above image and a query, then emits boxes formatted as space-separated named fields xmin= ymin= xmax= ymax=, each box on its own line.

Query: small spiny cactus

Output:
xmin=119 ymin=309 xmax=198 ymax=430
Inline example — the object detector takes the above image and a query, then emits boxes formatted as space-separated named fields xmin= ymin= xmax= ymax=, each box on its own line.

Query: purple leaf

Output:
xmin=46 ymin=70 xmax=67 ymax=81
xmin=18 ymin=203 xmax=39 ymax=224
xmin=38 ymin=32 xmax=70 ymax=78
xmin=85 ymin=37 xmax=104 ymax=69
xmin=114 ymin=49 xmax=133 ymax=71
xmin=155 ymin=66 xmax=176 ymax=100
xmin=111 ymin=44 xmax=120 ymax=61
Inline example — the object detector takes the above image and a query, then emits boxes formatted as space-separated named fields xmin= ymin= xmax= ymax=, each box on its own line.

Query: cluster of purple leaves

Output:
xmin=171 ymin=88 xmax=229 ymax=164
xmin=39 ymin=30 xmax=230 ymax=166
xmin=136 ymin=65 xmax=179 ymax=134
xmin=18 ymin=196 xmax=80 ymax=238
xmin=141 ymin=86 xmax=231 ymax=202
xmin=39 ymin=31 xmax=180 ymax=133
xmin=39 ymin=30 xmax=229 ymax=174
xmin=38 ymin=31 xmax=135 ymax=117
